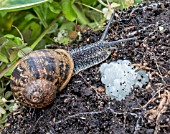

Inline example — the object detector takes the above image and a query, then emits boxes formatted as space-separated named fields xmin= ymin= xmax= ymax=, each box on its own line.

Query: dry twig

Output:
xmin=145 ymin=90 xmax=170 ymax=134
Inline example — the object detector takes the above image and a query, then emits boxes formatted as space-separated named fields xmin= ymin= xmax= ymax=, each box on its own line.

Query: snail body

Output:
xmin=10 ymin=14 xmax=136 ymax=108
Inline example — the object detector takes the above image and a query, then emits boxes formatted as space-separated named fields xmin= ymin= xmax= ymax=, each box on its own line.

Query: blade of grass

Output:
xmin=77 ymin=2 xmax=103 ymax=13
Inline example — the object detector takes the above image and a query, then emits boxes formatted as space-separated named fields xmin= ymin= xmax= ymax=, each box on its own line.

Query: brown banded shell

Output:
xmin=10 ymin=49 xmax=74 ymax=108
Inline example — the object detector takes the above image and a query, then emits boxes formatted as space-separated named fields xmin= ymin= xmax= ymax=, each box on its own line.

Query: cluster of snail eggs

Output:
xmin=99 ymin=60 xmax=149 ymax=101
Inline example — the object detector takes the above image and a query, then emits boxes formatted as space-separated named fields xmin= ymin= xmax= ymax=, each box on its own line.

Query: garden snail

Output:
xmin=10 ymin=14 xmax=136 ymax=108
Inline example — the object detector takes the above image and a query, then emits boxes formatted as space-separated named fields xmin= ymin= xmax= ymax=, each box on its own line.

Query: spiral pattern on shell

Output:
xmin=10 ymin=49 xmax=74 ymax=108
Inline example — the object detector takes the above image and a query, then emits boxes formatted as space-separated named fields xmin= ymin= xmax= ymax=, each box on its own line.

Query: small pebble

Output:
xmin=97 ymin=86 xmax=105 ymax=93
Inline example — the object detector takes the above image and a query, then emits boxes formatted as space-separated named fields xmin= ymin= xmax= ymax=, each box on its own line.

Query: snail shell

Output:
xmin=10 ymin=49 xmax=74 ymax=108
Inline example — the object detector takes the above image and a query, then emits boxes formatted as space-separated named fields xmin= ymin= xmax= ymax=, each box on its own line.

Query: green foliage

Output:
xmin=0 ymin=34 xmax=31 ymax=77
xmin=61 ymin=0 xmax=77 ymax=21
xmin=0 ymin=0 xmax=142 ymax=129
xmin=0 ymin=79 xmax=19 ymax=129
xmin=0 ymin=0 xmax=50 ymax=12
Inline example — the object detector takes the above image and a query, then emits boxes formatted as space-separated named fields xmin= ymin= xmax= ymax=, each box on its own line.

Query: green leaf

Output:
xmin=0 ymin=0 xmax=49 ymax=12
xmin=4 ymin=65 xmax=15 ymax=76
xmin=0 ymin=88 xmax=6 ymax=96
xmin=0 ymin=37 xmax=8 ymax=51
xmin=8 ymin=103 xmax=18 ymax=112
xmin=0 ymin=63 xmax=7 ymax=75
xmin=0 ymin=113 xmax=7 ymax=124
xmin=72 ymin=4 xmax=90 ymax=25
xmin=13 ymin=37 xmax=23 ymax=45
xmin=4 ymin=34 xmax=22 ymax=45
xmin=0 ymin=106 xmax=6 ymax=114
xmin=0 ymin=53 xmax=8 ymax=63
xmin=3 ymin=34 xmax=15 ymax=39
xmin=47 ymin=23 xmax=58 ymax=34
xmin=61 ymin=0 xmax=77 ymax=21
xmin=33 ymin=4 xmax=48 ymax=28
xmin=24 ymin=14 xmax=38 ymax=21
xmin=5 ymin=91 xmax=13 ymax=99
xmin=18 ymin=47 xmax=33 ymax=57
xmin=134 ymin=0 xmax=142 ymax=4
xmin=48 ymin=1 xmax=61 ymax=14
xmin=0 ymin=99 xmax=4 ymax=105
xmin=9 ymin=50 xmax=18 ymax=62
xmin=23 ymin=21 xmax=42 ymax=42
xmin=58 ymin=37 xmax=72 ymax=45
xmin=60 ymin=22 xmax=75 ymax=31
xmin=82 ymin=0 xmax=97 ymax=5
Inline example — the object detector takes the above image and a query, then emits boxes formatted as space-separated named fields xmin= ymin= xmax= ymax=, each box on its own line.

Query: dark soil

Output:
xmin=2 ymin=1 xmax=170 ymax=134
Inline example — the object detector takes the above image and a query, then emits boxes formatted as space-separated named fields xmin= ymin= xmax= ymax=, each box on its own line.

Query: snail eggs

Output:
xmin=99 ymin=60 xmax=149 ymax=101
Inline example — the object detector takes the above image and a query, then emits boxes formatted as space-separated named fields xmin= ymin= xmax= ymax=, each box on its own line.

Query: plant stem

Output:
xmin=12 ymin=25 xmax=24 ymax=44
xmin=98 ymin=0 xmax=108 ymax=7
xmin=78 ymin=2 xmax=103 ymax=13
xmin=31 ymin=12 xmax=62 ymax=49
xmin=0 ymin=62 xmax=17 ymax=79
